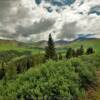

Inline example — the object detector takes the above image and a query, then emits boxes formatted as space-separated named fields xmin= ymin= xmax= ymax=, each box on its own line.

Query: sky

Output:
xmin=0 ymin=0 xmax=100 ymax=42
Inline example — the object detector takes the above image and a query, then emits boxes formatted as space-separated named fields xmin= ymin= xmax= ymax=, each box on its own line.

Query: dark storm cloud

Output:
xmin=16 ymin=18 xmax=55 ymax=37
xmin=58 ymin=22 xmax=80 ymax=39
xmin=89 ymin=5 xmax=100 ymax=15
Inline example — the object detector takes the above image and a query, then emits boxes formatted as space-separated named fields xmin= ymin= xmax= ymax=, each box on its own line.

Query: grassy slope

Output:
xmin=0 ymin=38 xmax=100 ymax=53
xmin=67 ymin=39 xmax=100 ymax=53
xmin=0 ymin=39 xmax=44 ymax=54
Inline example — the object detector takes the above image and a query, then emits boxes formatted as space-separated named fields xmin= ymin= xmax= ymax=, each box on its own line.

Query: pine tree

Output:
xmin=79 ymin=45 xmax=84 ymax=55
xmin=58 ymin=53 xmax=63 ymax=60
xmin=86 ymin=47 xmax=94 ymax=55
xmin=66 ymin=48 xmax=74 ymax=59
xmin=76 ymin=45 xmax=84 ymax=56
xmin=45 ymin=34 xmax=57 ymax=60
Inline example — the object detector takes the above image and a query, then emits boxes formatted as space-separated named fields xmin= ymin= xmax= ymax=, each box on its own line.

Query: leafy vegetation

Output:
xmin=0 ymin=50 xmax=44 ymax=80
xmin=0 ymin=38 xmax=100 ymax=99
xmin=0 ymin=54 xmax=99 ymax=99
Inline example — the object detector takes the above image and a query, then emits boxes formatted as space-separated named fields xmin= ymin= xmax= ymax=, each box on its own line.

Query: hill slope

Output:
xmin=67 ymin=39 xmax=100 ymax=53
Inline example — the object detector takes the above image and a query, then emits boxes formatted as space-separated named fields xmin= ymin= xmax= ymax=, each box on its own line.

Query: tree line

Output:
xmin=45 ymin=34 xmax=95 ymax=60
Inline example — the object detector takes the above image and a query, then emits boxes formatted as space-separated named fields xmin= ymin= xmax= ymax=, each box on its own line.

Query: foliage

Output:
xmin=58 ymin=53 xmax=63 ymax=60
xmin=76 ymin=45 xmax=84 ymax=57
xmin=66 ymin=48 xmax=75 ymax=59
xmin=86 ymin=47 xmax=94 ymax=55
xmin=0 ymin=50 xmax=44 ymax=80
xmin=0 ymin=54 xmax=99 ymax=99
xmin=45 ymin=34 xmax=57 ymax=60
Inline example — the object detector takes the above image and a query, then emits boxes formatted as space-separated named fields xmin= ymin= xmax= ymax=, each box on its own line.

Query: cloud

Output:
xmin=57 ymin=22 xmax=81 ymax=39
xmin=0 ymin=0 xmax=100 ymax=42
xmin=15 ymin=18 xmax=55 ymax=37
xmin=0 ymin=0 xmax=20 ymax=21
xmin=89 ymin=5 xmax=100 ymax=15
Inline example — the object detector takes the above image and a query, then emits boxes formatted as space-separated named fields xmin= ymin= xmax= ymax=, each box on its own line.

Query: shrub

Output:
xmin=0 ymin=54 xmax=99 ymax=99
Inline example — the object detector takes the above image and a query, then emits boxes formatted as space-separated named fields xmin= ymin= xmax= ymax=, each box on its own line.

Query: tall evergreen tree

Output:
xmin=66 ymin=48 xmax=75 ymax=59
xmin=58 ymin=52 xmax=63 ymax=60
xmin=86 ymin=47 xmax=94 ymax=55
xmin=79 ymin=45 xmax=84 ymax=55
xmin=45 ymin=34 xmax=57 ymax=60
xmin=76 ymin=45 xmax=84 ymax=56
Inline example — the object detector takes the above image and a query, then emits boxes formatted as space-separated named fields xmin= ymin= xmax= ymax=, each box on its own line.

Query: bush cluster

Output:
xmin=0 ymin=54 xmax=99 ymax=99
xmin=65 ymin=45 xmax=95 ymax=59
xmin=0 ymin=50 xmax=44 ymax=80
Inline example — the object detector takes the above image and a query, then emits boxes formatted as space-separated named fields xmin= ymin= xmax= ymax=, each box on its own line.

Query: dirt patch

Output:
xmin=85 ymin=69 xmax=100 ymax=100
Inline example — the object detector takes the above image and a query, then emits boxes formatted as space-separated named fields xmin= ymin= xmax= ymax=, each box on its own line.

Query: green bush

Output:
xmin=0 ymin=54 xmax=99 ymax=99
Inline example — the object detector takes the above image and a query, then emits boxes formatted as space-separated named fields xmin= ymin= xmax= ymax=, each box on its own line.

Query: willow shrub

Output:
xmin=0 ymin=53 xmax=99 ymax=99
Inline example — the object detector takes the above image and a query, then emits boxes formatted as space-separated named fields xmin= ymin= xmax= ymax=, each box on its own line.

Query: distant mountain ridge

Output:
xmin=0 ymin=34 xmax=99 ymax=48
xmin=35 ymin=34 xmax=98 ymax=47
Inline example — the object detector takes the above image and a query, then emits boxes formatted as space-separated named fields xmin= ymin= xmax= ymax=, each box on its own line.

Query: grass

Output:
xmin=66 ymin=39 xmax=100 ymax=53
xmin=0 ymin=39 xmax=100 ymax=54
xmin=0 ymin=44 xmax=44 ymax=54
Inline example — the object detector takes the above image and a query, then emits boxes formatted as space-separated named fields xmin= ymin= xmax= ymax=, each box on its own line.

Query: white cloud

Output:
xmin=0 ymin=0 xmax=100 ymax=42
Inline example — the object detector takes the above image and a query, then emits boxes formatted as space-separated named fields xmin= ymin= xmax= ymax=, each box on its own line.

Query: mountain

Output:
xmin=34 ymin=39 xmax=69 ymax=48
xmin=34 ymin=40 xmax=47 ymax=48
xmin=55 ymin=40 xmax=69 ymax=47
xmin=75 ymin=34 xmax=96 ymax=41
xmin=35 ymin=34 xmax=98 ymax=47
xmin=0 ymin=33 xmax=98 ymax=49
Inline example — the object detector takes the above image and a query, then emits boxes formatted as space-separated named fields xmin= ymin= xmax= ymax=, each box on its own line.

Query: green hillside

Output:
xmin=67 ymin=39 xmax=100 ymax=53
xmin=0 ymin=38 xmax=100 ymax=99
xmin=0 ymin=39 xmax=43 ymax=54
xmin=0 ymin=39 xmax=100 ymax=53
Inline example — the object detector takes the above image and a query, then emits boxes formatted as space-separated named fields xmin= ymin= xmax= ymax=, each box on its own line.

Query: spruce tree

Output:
xmin=86 ymin=47 xmax=94 ymax=55
xmin=45 ymin=34 xmax=57 ymax=60
xmin=58 ymin=53 xmax=63 ymax=60
xmin=79 ymin=45 xmax=84 ymax=55
xmin=76 ymin=45 xmax=84 ymax=56
xmin=66 ymin=48 xmax=74 ymax=59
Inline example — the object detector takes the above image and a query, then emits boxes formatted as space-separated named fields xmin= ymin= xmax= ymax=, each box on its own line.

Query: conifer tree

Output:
xmin=66 ymin=48 xmax=74 ymax=59
xmin=79 ymin=45 xmax=84 ymax=55
xmin=76 ymin=45 xmax=84 ymax=56
xmin=58 ymin=53 xmax=63 ymax=60
xmin=86 ymin=47 xmax=94 ymax=55
xmin=45 ymin=34 xmax=57 ymax=60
